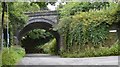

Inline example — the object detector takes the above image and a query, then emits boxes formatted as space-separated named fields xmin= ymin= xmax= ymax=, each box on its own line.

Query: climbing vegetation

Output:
xmin=56 ymin=2 xmax=120 ymax=56
xmin=59 ymin=2 xmax=110 ymax=18
xmin=61 ymin=40 xmax=120 ymax=57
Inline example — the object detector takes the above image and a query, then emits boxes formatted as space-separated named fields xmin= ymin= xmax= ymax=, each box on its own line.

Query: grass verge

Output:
xmin=2 ymin=46 xmax=25 ymax=66
xmin=60 ymin=41 xmax=120 ymax=58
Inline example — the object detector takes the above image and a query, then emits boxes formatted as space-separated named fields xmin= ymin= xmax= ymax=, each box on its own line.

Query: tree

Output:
xmin=6 ymin=2 xmax=40 ymax=45
xmin=59 ymin=2 xmax=110 ymax=18
xmin=30 ymin=2 xmax=56 ymax=9
xmin=1 ymin=2 xmax=7 ymax=48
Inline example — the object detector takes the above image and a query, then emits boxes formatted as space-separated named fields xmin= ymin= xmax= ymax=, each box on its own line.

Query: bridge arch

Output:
xmin=17 ymin=18 xmax=60 ymax=54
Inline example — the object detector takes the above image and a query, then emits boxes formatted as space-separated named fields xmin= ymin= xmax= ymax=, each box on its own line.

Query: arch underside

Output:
xmin=17 ymin=19 xmax=60 ymax=54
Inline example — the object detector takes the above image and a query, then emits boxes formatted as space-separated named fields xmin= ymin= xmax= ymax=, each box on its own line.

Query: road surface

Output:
xmin=16 ymin=54 xmax=119 ymax=65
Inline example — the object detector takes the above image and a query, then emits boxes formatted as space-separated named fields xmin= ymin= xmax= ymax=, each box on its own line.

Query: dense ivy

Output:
xmin=57 ymin=2 xmax=120 ymax=52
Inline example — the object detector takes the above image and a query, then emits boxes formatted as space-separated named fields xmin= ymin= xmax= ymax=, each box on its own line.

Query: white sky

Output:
xmin=47 ymin=0 xmax=66 ymax=11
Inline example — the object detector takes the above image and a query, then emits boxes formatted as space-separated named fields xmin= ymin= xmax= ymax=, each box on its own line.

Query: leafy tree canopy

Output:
xmin=59 ymin=2 xmax=110 ymax=18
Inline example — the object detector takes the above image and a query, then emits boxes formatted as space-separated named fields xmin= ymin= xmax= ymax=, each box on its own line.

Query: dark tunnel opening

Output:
xmin=17 ymin=20 xmax=61 ymax=55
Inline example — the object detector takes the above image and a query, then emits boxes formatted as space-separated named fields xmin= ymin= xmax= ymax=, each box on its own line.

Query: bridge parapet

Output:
xmin=24 ymin=11 xmax=58 ymax=25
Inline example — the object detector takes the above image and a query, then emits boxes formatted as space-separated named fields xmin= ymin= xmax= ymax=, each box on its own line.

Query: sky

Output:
xmin=47 ymin=0 xmax=66 ymax=11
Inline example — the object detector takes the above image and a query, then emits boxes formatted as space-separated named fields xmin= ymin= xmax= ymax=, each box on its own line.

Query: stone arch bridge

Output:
xmin=17 ymin=11 xmax=61 ymax=54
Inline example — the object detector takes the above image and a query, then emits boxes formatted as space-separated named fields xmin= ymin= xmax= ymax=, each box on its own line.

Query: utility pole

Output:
xmin=6 ymin=3 xmax=9 ymax=48
xmin=1 ymin=2 xmax=9 ymax=48
xmin=1 ymin=2 xmax=6 ymax=50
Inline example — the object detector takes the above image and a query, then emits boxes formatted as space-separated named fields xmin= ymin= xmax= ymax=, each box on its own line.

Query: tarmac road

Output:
xmin=16 ymin=54 xmax=119 ymax=65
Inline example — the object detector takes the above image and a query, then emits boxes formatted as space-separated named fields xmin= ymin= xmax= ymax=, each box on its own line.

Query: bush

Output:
xmin=41 ymin=38 xmax=57 ymax=55
xmin=2 ymin=46 xmax=25 ymax=66
xmin=11 ymin=46 xmax=25 ymax=57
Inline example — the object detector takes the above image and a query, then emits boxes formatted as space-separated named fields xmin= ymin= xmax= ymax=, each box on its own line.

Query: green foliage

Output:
xmin=27 ymin=29 xmax=53 ymax=39
xmin=41 ymin=38 xmax=57 ymax=55
xmin=7 ymin=2 xmax=40 ymax=45
xmin=11 ymin=46 xmax=25 ymax=57
xmin=57 ymin=2 xmax=120 ymax=53
xmin=31 ymin=2 xmax=47 ymax=9
xmin=61 ymin=41 xmax=119 ymax=58
xmin=31 ymin=2 xmax=56 ymax=9
xmin=112 ymin=3 xmax=120 ymax=23
xmin=59 ymin=2 xmax=110 ymax=18
xmin=2 ymin=46 xmax=25 ymax=65
xmin=8 ymin=2 xmax=39 ymax=29
xmin=109 ymin=40 xmax=120 ymax=55
xmin=87 ymin=23 xmax=109 ymax=46
xmin=21 ymin=29 xmax=54 ymax=53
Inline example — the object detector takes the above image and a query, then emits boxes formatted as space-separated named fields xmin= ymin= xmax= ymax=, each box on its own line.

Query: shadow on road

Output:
xmin=25 ymin=54 xmax=60 ymax=58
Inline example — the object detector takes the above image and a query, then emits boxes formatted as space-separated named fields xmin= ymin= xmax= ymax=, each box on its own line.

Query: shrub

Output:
xmin=2 ymin=46 xmax=25 ymax=66
xmin=109 ymin=41 xmax=119 ymax=55
xmin=11 ymin=46 xmax=25 ymax=57
xmin=41 ymin=38 xmax=57 ymax=55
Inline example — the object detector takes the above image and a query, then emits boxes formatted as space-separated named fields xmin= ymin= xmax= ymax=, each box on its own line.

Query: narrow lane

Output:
xmin=16 ymin=54 xmax=119 ymax=65
xmin=17 ymin=54 xmax=120 ymax=65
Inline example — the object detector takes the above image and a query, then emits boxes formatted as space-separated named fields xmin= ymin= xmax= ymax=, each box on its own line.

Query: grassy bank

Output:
xmin=2 ymin=46 xmax=25 ymax=66
xmin=60 ymin=41 xmax=120 ymax=58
